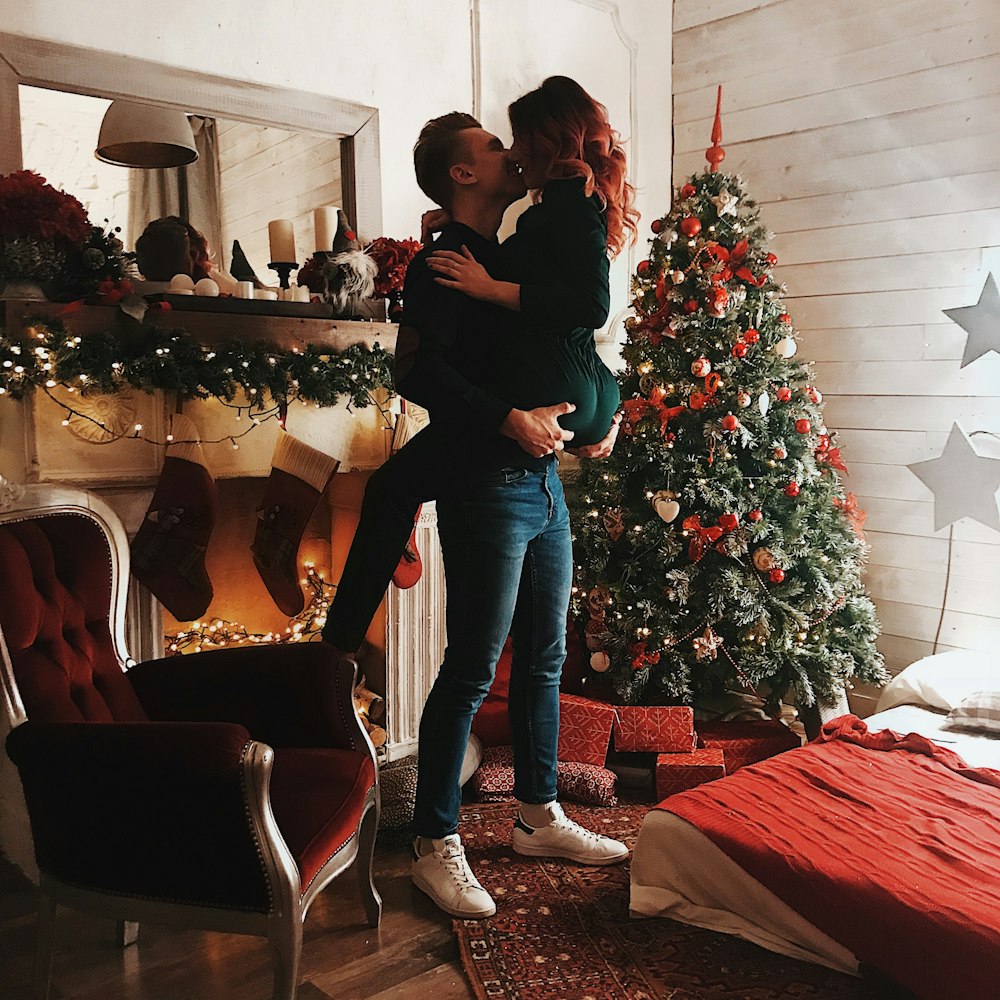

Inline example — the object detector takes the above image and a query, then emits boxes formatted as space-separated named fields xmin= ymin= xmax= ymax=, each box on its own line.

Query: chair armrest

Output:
xmin=6 ymin=720 xmax=273 ymax=911
xmin=128 ymin=642 xmax=368 ymax=752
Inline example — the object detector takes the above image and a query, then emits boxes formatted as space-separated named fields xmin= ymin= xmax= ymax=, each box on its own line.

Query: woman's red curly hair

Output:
xmin=508 ymin=76 xmax=638 ymax=258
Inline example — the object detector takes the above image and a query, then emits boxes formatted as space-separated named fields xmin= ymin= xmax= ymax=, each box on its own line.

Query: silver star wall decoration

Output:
xmin=943 ymin=272 xmax=1000 ymax=368
xmin=908 ymin=424 xmax=1000 ymax=533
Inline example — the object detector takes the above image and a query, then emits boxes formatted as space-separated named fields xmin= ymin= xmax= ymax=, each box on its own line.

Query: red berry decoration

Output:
xmin=779 ymin=312 xmax=792 ymax=324
xmin=719 ymin=512 xmax=739 ymax=531
xmin=776 ymin=386 xmax=793 ymax=403
xmin=795 ymin=418 xmax=812 ymax=434
xmin=680 ymin=183 xmax=697 ymax=198
xmin=769 ymin=568 xmax=786 ymax=584
xmin=679 ymin=216 xmax=702 ymax=238
xmin=683 ymin=299 xmax=699 ymax=314
xmin=651 ymin=219 xmax=663 ymax=234
xmin=721 ymin=414 xmax=740 ymax=431
xmin=732 ymin=341 xmax=748 ymax=358
xmin=743 ymin=328 xmax=760 ymax=344
xmin=766 ymin=252 xmax=778 ymax=266
xmin=748 ymin=509 xmax=763 ymax=522
xmin=784 ymin=482 xmax=801 ymax=497
xmin=637 ymin=259 xmax=651 ymax=277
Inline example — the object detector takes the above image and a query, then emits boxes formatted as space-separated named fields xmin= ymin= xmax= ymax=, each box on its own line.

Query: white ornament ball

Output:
xmin=691 ymin=356 xmax=712 ymax=377
xmin=194 ymin=277 xmax=221 ymax=297
xmin=758 ymin=392 xmax=770 ymax=416
xmin=670 ymin=270 xmax=685 ymax=284
xmin=590 ymin=651 xmax=611 ymax=672
xmin=737 ymin=390 xmax=752 ymax=408
xmin=774 ymin=337 xmax=797 ymax=358
xmin=169 ymin=273 xmax=195 ymax=291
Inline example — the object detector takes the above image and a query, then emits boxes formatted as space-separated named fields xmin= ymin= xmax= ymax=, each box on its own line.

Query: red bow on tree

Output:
xmin=682 ymin=514 xmax=724 ymax=562
xmin=622 ymin=385 xmax=686 ymax=438
xmin=706 ymin=239 xmax=766 ymax=287
xmin=834 ymin=492 xmax=867 ymax=539
xmin=628 ymin=642 xmax=661 ymax=671
xmin=816 ymin=442 xmax=848 ymax=473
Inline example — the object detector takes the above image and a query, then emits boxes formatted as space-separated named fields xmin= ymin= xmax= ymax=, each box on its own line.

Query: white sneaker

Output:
xmin=512 ymin=803 xmax=629 ymax=865
xmin=411 ymin=834 xmax=497 ymax=919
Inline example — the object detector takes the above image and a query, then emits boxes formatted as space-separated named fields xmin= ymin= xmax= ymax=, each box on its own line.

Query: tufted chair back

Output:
xmin=0 ymin=499 xmax=145 ymax=725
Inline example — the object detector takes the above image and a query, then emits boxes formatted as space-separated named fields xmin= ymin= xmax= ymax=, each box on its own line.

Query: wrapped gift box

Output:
xmin=696 ymin=719 xmax=802 ymax=772
xmin=612 ymin=705 xmax=696 ymax=753
xmin=655 ymin=747 xmax=726 ymax=800
xmin=558 ymin=693 xmax=616 ymax=766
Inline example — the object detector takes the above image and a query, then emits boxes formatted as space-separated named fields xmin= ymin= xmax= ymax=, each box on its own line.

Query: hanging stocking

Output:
xmin=131 ymin=413 xmax=216 ymax=621
xmin=252 ymin=432 xmax=340 ymax=616
xmin=389 ymin=400 xmax=426 ymax=590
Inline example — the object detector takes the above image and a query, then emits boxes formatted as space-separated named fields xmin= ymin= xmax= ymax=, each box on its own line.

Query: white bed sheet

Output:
xmin=629 ymin=704 xmax=1000 ymax=975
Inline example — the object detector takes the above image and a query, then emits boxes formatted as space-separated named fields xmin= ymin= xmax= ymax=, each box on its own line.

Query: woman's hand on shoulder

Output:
xmin=420 ymin=209 xmax=451 ymax=243
xmin=427 ymin=245 xmax=497 ymax=301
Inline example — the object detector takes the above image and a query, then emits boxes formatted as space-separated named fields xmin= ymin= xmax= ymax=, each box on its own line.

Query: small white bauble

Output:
xmin=590 ymin=650 xmax=611 ymax=672
xmin=194 ymin=277 xmax=220 ymax=297
xmin=758 ymin=391 xmax=770 ymax=416
xmin=774 ymin=337 xmax=797 ymax=358
xmin=807 ymin=386 xmax=823 ymax=404
xmin=691 ymin=356 xmax=712 ymax=377
xmin=670 ymin=270 xmax=685 ymax=284
xmin=169 ymin=273 xmax=195 ymax=291
xmin=736 ymin=390 xmax=752 ymax=408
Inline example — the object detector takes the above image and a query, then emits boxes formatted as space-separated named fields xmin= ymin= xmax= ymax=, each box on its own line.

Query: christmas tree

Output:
xmin=572 ymin=93 xmax=887 ymax=711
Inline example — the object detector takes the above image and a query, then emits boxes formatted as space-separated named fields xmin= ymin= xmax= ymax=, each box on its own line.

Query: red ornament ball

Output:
xmin=743 ymin=328 xmax=760 ymax=344
xmin=637 ymin=259 xmax=651 ymax=277
xmin=776 ymin=386 xmax=793 ymax=403
xmin=731 ymin=341 xmax=749 ymax=358
xmin=721 ymin=414 xmax=740 ymax=431
xmin=779 ymin=312 xmax=792 ymax=324
xmin=766 ymin=252 xmax=778 ymax=266
xmin=784 ymin=482 xmax=801 ymax=498
xmin=680 ymin=183 xmax=697 ymax=199
xmin=795 ymin=418 xmax=812 ymax=434
xmin=719 ymin=512 xmax=739 ymax=531
xmin=769 ymin=568 xmax=786 ymax=584
xmin=683 ymin=299 xmax=700 ymax=314
xmin=748 ymin=509 xmax=763 ymax=522
xmin=651 ymin=219 xmax=663 ymax=234
xmin=679 ymin=216 xmax=702 ymax=238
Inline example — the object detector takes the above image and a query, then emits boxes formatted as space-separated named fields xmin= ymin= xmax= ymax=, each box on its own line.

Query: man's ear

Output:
xmin=449 ymin=162 xmax=476 ymax=187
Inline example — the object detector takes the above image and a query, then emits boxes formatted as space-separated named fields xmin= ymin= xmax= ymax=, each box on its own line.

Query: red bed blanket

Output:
xmin=659 ymin=715 xmax=1000 ymax=1000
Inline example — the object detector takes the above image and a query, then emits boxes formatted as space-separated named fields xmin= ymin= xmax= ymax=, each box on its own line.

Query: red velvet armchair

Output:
xmin=0 ymin=484 xmax=380 ymax=1000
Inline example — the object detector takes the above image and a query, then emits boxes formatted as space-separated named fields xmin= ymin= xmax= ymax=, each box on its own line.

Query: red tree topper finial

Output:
xmin=706 ymin=85 xmax=725 ymax=173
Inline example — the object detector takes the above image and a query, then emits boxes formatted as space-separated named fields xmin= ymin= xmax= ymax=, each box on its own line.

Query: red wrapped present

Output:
xmin=612 ymin=705 xmax=696 ymax=753
xmin=696 ymin=719 xmax=802 ymax=772
xmin=655 ymin=747 xmax=726 ymax=800
xmin=558 ymin=693 xmax=615 ymax=766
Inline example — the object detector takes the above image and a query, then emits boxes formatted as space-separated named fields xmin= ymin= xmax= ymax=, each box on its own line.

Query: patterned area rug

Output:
xmin=453 ymin=801 xmax=903 ymax=1000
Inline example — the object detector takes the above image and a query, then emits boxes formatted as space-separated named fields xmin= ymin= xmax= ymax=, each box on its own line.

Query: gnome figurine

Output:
xmin=319 ymin=209 xmax=377 ymax=317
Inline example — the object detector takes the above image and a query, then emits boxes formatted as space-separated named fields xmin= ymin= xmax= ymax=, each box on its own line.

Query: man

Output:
xmin=397 ymin=114 xmax=626 ymax=919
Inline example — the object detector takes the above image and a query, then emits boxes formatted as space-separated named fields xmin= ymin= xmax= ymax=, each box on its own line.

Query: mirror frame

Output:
xmin=0 ymin=32 xmax=382 ymax=242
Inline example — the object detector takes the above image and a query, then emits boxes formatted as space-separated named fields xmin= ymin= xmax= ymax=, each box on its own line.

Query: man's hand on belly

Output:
xmin=500 ymin=402 xmax=576 ymax=459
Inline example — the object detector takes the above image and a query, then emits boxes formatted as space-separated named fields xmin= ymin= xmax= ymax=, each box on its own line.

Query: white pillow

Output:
xmin=943 ymin=691 xmax=1000 ymax=736
xmin=876 ymin=649 xmax=999 ymax=713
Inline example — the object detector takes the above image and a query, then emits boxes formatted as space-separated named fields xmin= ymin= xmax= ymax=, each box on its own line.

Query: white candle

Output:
xmin=314 ymin=206 xmax=338 ymax=252
xmin=268 ymin=219 xmax=296 ymax=263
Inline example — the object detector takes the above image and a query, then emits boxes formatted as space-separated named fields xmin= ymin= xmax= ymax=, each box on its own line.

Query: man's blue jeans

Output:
xmin=413 ymin=457 xmax=572 ymax=839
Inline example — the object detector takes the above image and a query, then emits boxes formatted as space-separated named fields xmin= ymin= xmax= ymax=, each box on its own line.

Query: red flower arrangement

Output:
xmin=0 ymin=170 xmax=90 ymax=247
xmin=366 ymin=236 xmax=422 ymax=298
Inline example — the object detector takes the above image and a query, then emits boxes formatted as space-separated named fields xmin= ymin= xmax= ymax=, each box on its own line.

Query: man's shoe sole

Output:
xmin=511 ymin=840 xmax=629 ymax=865
xmin=411 ymin=872 xmax=497 ymax=919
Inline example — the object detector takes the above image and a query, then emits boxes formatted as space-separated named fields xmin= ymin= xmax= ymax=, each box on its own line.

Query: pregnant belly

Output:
xmin=491 ymin=342 xmax=621 ymax=448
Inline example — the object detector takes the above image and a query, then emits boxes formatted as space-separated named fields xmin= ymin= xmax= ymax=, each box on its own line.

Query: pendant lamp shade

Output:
xmin=96 ymin=100 xmax=198 ymax=168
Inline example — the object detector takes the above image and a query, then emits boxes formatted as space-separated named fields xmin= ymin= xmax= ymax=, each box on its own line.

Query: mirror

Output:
xmin=19 ymin=85 xmax=346 ymax=285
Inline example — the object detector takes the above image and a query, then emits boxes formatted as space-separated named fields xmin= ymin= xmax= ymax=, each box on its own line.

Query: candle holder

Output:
xmin=268 ymin=261 xmax=299 ymax=289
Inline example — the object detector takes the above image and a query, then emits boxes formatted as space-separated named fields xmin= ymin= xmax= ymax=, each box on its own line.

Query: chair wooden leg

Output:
xmin=32 ymin=891 xmax=56 ymax=1000
xmin=268 ymin=915 xmax=302 ymax=1000
xmin=357 ymin=803 xmax=382 ymax=928
xmin=115 ymin=920 xmax=139 ymax=947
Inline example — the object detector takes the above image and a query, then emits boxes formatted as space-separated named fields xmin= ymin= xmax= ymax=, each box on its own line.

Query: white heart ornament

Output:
xmin=654 ymin=498 xmax=681 ymax=523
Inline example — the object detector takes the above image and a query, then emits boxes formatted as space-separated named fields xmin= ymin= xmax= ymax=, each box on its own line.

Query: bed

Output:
xmin=630 ymin=650 xmax=1000 ymax=999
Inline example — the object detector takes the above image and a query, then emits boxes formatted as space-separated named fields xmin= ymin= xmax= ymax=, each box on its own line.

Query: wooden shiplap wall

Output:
xmin=217 ymin=120 xmax=342 ymax=280
xmin=673 ymin=0 xmax=1000 ymax=713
